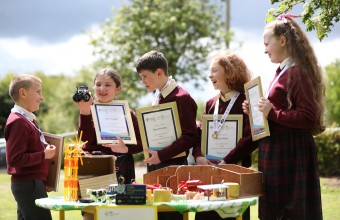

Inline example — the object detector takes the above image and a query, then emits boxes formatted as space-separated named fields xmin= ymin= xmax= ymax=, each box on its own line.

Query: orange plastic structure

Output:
xmin=63 ymin=130 xmax=87 ymax=202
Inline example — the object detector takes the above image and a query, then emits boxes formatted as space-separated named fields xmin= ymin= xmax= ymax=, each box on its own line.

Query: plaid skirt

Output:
xmin=258 ymin=131 xmax=322 ymax=220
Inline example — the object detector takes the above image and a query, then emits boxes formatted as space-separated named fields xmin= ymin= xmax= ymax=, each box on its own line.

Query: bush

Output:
xmin=315 ymin=128 xmax=340 ymax=176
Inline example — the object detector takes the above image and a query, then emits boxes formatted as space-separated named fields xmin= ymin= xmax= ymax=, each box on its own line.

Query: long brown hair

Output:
xmin=265 ymin=18 xmax=326 ymax=134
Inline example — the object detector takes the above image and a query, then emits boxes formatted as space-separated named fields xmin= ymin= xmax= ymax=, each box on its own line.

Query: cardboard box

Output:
xmin=143 ymin=165 xmax=262 ymax=197
xmin=78 ymin=155 xmax=117 ymax=198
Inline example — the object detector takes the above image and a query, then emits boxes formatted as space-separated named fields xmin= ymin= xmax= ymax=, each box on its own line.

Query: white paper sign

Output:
xmin=96 ymin=206 xmax=157 ymax=220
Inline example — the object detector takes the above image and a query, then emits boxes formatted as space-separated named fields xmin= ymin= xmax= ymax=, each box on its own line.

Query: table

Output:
xmin=35 ymin=196 xmax=257 ymax=220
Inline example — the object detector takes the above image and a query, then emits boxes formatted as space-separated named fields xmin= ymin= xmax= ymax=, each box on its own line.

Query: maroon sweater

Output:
xmin=5 ymin=113 xmax=48 ymax=183
xmin=78 ymin=111 xmax=143 ymax=155
xmin=267 ymin=66 xmax=319 ymax=132
xmin=193 ymin=93 xmax=257 ymax=167
xmin=157 ymin=86 xmax=199 ymax=162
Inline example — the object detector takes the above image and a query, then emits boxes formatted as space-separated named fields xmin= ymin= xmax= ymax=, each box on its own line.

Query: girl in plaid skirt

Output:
xmin=243 ymin=14 xmax=325 ymax=219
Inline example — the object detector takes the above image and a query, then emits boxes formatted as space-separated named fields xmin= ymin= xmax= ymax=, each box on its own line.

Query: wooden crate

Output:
xmin=143 ymin=165 xmax=262 ymax=197
xmin=217 ymin=164 xmax=262 ymax=197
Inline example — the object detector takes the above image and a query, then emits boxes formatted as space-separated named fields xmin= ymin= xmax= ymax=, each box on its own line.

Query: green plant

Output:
xmin=315 ymin=129 xmax=340 ymax=176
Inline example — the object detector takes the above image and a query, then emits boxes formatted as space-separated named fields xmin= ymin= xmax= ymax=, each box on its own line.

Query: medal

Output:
xmin=212 ymin=132 xmax=218 ymax=139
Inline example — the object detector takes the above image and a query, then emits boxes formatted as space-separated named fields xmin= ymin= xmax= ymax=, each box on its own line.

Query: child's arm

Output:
xmin=6 ymin=119 xmax=45 ymax=167
xmin=264 ymin=67 xmax=319 ymax=129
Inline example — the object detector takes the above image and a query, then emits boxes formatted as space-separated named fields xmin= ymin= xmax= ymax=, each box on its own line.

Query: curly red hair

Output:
xmin=213 ymin=51 xmax=251 ymax=93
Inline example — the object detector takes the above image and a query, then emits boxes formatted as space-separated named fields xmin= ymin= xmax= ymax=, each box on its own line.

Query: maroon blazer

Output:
xmin=5 ymin=113 xmax=48 ymax=183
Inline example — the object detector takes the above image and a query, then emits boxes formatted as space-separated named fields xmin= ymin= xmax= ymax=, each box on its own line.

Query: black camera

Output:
xmin=72 ymin=86 xmax=91 ymax=102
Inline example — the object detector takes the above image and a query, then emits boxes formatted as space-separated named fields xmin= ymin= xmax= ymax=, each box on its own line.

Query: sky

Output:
xmin=0 ymin=0 xmax=339 ymax=104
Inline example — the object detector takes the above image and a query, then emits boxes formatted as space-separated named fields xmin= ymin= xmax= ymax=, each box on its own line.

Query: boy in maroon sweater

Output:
xmin=5 ymin=74 xmax=56 ymax=220
xmin=136 ymin=50 xmax=198 ymax=172
xmin=136 ymin=51 xmax=198 ymax=220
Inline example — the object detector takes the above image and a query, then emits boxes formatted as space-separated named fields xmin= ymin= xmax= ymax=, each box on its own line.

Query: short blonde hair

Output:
xmin=9 ymin=74 xmax=42 ymax=102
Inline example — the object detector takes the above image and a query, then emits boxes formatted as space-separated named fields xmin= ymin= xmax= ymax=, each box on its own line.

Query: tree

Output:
xmin=266 ymin=0 xmax=340 ymax=41
xmin=89 ymin=0 xmax=224 ymax=106
xmin=325 ymin=59 xmax=340 ymax=126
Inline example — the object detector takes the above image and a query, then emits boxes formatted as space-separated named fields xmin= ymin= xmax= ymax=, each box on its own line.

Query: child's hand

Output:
xmin=218 ymin=160 xmax=226 ymax=165
xmin=144 ymin=150 xmax=161 ymax=165
xmin=44 ymin=145 xmax=56 ymax=160
xmin=75 ymin=97 xmax=94 ymax=115
xmin=242 ymin=100 xmax=249 ymax=115
xmin=102 ymin=137 xmax=128 ymax=153
xmin=258 ymin=97 xmax=272 ymax=118
xmin=196 ymin=156 xmax=213 ymax=165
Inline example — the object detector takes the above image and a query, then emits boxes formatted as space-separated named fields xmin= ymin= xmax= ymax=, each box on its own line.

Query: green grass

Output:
xmin=0 ymin=170 xmax=339 ymax=220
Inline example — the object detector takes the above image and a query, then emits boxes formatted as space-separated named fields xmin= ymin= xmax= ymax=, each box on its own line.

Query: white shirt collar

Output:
xmin=160 ymin=78 xmax=177 ymax=98
xmin=280 ymin=57 xmax=292 ymax=69
xmin=14 ymin=104 xmax=36 ymax=122
xmin=218 ymin=90 xmax=238 ymax=102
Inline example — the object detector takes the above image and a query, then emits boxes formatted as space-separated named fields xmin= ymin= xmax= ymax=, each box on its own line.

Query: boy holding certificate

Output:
xmin=136 ymin=50 xmax=198 ymax=220
xmin=193 ymin=51 xmax=257 ymax=220
xmin=136 ymin=50 xmax=199 ymax=172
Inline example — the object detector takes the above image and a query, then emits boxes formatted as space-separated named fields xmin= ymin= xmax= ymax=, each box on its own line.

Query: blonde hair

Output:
xmin=9 ymin=74 xmax=42 ymax=102
xmin=265 ymin=18 xmax=326 ymax=134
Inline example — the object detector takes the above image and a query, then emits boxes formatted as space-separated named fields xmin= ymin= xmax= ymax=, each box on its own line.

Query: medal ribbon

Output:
xmin=213 ymin=92 xmax=240 ymax=138
xmin=265 ymin=62 xmax=294 ymax=98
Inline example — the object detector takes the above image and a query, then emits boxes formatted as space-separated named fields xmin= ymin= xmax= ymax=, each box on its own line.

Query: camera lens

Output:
xmin=73 ymin=93 xmax=82 ymax=102
xmin=83 ymin=93 xmax=91 ymax=102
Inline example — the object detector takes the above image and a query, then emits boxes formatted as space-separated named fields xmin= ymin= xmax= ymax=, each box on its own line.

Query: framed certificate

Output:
xmin=91 ymin=100 xmax=137 ymax=144
xmin=43 ymin=132 xmax=64 ymax=192
xmin=244 ymin=76 xmax=270 ymax=141
xmin=136 ymin=102 xmax=185 ymax=159
xmin=201 ymin=115 xmax=243 ymax=161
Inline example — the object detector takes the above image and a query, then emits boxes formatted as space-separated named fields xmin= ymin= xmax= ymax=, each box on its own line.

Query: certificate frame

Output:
xmin=91 ymin=100 xmax=136 ymax=144
xmin=43 ymin=132 xmax=64 ymax=192
xmin=136 ymin=102 xmax=185 ymax=159
xmin=244 ymin=76 xmax=270 ymax=141
xmin=201 ymin=114 xmax=243 ymax=161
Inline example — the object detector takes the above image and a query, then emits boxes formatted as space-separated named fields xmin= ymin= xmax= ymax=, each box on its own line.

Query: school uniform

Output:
xmin=5 ymin=106 xmax=52 ymax=220
xmin=193 ymin=91 xmax=257 ymax=220
xmin=258 ymin=64 xmax=323 ymax=219
xmin=146 ymin=79 xmax=199 ymax=172
xmin=146 ymin=78 xmax=198 ymax=220
xmin=193 ymin=91 xmax=257 ymax=166
xmin=79 ymin=110 xmax=143 ymax=184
